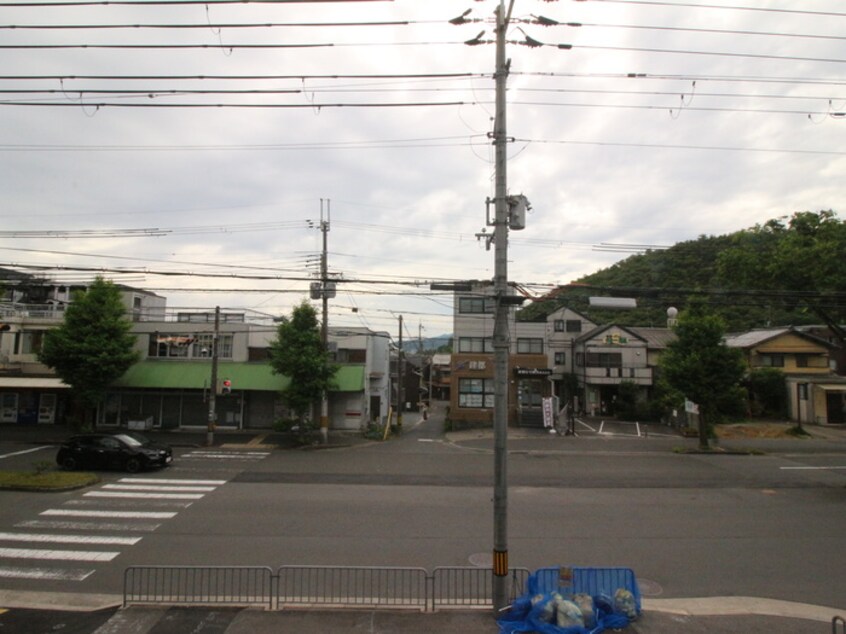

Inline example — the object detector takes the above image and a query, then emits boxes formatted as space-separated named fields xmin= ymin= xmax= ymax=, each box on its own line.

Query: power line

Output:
xmin=576 ymin=0 xmax=846 ymax=19
xmin=0 ymin=0 xmax=390 ymax=6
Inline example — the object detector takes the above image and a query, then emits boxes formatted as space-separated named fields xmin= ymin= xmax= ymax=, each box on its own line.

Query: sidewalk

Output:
xmin=0 ymin=592 xmax=840 ymax=634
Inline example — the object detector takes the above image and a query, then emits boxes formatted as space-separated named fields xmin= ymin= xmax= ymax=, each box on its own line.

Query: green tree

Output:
xmin=659 ymin=301 xmax=746 ymax=449
xmin=38 ymin=277 xmax=139 ymax=428
xmin=269 ymin=301 xmax=337 ymax=424
xmin=717 ymin=210 xmax=846 ymax=343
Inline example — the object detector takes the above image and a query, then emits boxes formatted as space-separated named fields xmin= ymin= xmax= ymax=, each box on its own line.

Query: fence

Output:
xmin=123 ymin=566 xmax=275 ymax=609
xmin=124 ymin=565 xmax=531 ymax=611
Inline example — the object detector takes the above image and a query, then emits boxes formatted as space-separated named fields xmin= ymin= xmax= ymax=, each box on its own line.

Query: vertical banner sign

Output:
xmin=542 ymin=397 xmax=554 ymax=428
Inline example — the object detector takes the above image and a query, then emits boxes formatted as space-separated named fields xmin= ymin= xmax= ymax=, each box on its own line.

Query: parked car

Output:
xmin=56 ymin=432 xmax=173 ymax=473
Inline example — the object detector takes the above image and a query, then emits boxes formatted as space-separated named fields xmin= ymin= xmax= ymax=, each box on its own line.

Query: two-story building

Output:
xmin=726 ymin=327 xmax=846 ymax=425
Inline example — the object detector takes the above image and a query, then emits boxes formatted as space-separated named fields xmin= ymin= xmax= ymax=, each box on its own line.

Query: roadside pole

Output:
xmin=207 ymin=305 xmax=219 ymax=447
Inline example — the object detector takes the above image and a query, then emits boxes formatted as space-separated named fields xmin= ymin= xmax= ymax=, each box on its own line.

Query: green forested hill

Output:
xmin=519 ymin=211 xmax=846 ymax=333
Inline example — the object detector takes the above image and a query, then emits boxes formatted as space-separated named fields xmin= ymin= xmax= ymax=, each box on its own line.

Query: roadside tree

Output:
xmin=38 ymin=277 xmax=139 ymax=428
xmin=659 ymin=300 xmax=746 ymax=449
xmin=269 ymin=301 xmax=337 ymax=427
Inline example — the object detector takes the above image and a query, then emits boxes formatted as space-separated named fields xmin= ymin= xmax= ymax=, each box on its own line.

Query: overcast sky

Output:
xmin=1 ymin=0 xmax=844 ymax=340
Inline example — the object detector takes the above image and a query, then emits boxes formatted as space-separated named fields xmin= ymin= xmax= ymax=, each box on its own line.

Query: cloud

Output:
xmin=1 ymin=0 xmax=844 ymax=336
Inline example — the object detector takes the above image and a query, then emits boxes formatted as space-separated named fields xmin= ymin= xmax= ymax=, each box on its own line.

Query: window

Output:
xmin=554 ymin=352 xmax=566 ymax=365
xmin=553 ymin=320 xmax=565 ymax=332
xmin=458 ymin=378 xmax=495 ymax=408
xmin=566 ymin=320 xmax=582 ymax=333
xmin=458 ymin=337 xmax=493 ymax=353
xmin=795 ymin=354 xmax=809 ymax=368
xmin=458 ymin=297 xmax=493 ymax=314
xmin=759 ymin=354 xmax=784 ymax=368
xmin=148 ymin=333 xmax=233 ymax=359
xmin=19 ymin=331 xmax=45 ymax=355
xmin=517 ymin=338 xmax=543 ymax=354
xmin=586 ymin=352 xmax=623 ymax=367
xmin=798 ymin=383 xmax=809 ymax=400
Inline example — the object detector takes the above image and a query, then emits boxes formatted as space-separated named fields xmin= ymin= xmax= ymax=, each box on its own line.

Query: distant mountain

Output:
xmin=519 ymin=215 xmax=842 ymax=333
xmin=401 ymin=335 xmax=452 ymax=354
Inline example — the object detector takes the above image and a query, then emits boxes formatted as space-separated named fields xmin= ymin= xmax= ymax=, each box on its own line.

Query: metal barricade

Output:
xmin=123 ymin=565 xmax=274 ymax=609
xmin=277 ymin=565 xmax=429 ymax=610
xmin=431 ymin=567 xmax=530 ymax=610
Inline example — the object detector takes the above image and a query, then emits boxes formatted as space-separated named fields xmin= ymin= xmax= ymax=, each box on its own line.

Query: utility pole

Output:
xmin=207 ymin=305 xmax=220 ymax=447
xmin=319 ymin=199 xmax=331 ymax=444
xmin=397 ymin=314 xmax=403 ymax=431
xmin=491 ymin=0 xmax=515 ymax=613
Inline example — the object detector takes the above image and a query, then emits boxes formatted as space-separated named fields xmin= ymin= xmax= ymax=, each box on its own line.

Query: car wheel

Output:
xmin=61 ymin=456 xmax=77 ymax=471
xmin=125 ymin=457 xmax=142 ymax=473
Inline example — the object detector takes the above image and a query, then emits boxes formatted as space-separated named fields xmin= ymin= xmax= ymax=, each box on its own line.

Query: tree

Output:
xmin=38 ymin=277 xmax=139 ymax=428
xmin=268 ymin=301 xmax=337 ymax=424
xmin=659 ymin=300 xmax=747 ymax=449
xmin=717 ymin=210 xmax=846 ymax=343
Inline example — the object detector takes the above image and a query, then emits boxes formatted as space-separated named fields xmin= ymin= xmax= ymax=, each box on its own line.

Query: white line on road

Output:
xmin=779 ymin=465 xmax=846 ymax=470
xmin=103 ymin=484 xmax=216 ymax=492
xmin=0 ymin=446 xmax=51 ymax=460
xmin=119 ymin=478 xmax=226 ymax=485
xmin=83 ymin=491 xmax=204 ymax=500
xmin=0 ymin=547 xmax=120 ymax=562
xmin=41 ymin=509 xmax=177 ymax=519
xmin=0 ymin=566 xmax=94 ymax=581
xmin=0 ymin=532 xmax=141 ymax=546
xmin=16 ymin=520 xmax=161 ymax=532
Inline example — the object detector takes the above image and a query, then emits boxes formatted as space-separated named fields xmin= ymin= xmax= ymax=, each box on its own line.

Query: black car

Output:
xmin=56 ymin=432 xmax=173 ymax=473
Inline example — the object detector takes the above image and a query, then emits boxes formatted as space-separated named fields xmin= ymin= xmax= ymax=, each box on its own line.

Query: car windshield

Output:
xmin=113 ymin=433 xmax=144 ymax=447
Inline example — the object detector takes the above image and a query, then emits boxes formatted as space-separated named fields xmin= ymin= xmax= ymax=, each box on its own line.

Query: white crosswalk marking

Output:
xmin=103 ymin=484 xmax=216 ymax=492
xmin=119 ymin=478 xmax=226 ymax=485
xmin=84 ymin=491 xmax=205 ymax=500
xmin=16 ymin=520 xmax=161 ymax=532
xmin=3 ymin=476 xmax=227 ymax=583
xmin=0 ymin=547 xmax=120 ymax=562
xmin=183 ymin=451 xmax=270 ymax=460
xmin=0 ymin=532 xmax=141 ymax=546
xmin=0 ymin=566 xmax=94 ymax=581
xmin=41 ymin=509 xmax=178 ymax=519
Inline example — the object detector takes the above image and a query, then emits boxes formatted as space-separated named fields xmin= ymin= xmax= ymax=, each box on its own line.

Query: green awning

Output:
xmin=113 ymin=361 xmax=364 ymax=393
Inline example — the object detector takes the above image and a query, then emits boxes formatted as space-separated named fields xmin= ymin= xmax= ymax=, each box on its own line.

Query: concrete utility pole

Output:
xmin=207 ymin=305 xmax=220 ymax=447
xmin=492 ymin=0 xmax=515 ymax=613
xmin=319 ymin=199 xmax=331 ymax=444
xmin=397 ymin=314 xmax=403 ymax=431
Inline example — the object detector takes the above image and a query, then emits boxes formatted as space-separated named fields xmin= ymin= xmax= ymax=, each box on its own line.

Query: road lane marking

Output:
xmin=16 ymin=520 xmax=161 ymax=532
xmin=0 ymin=547 xmax=119 ymax=562
xmin=0 ymin=446 xmax=51 ymax=460
xmin=103 ymin=484 xmax=216 ymax=492
xmin=83 ymin=491 xmax=204 ymax=500
xmin=0 ymin=566 xmax=94 ymax=581
xmin=779 ymin=466 xmax=846 ymax=470
xmin=0 ymin=532 xmax=141 ymax=546
xmin=119 ymin=478 xmax=226 ymax=485
xmin=41 ymin=509 xmax=177 ymax=519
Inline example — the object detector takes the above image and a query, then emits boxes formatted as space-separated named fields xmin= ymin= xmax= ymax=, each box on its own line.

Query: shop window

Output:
xmin=458 ymin=378 xmax=495 ymax=408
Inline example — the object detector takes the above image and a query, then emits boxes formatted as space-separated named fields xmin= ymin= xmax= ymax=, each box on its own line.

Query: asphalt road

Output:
xmin=1 ymin=413 xmax=845 ymax=624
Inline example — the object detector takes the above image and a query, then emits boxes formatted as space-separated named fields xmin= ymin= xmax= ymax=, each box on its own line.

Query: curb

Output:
xmin=644 ymin=597 xmax=845 ymax=623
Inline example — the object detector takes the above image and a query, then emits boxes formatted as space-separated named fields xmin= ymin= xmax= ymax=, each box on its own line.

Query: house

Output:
xmin=726 ymin=327 xmax=846 ymax=425
xmin=572 ymin=324 xmax=674 ymax=416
